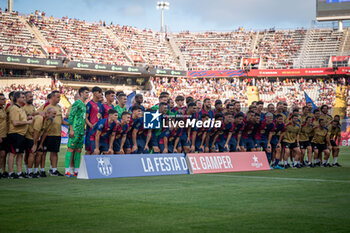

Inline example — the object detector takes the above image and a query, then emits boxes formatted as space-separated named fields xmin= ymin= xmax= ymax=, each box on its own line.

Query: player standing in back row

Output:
xmin=64 ymin=87 xmax=90 ymax=177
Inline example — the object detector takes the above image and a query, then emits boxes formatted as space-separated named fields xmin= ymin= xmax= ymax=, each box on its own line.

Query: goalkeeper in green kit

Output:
xmin=64 ymin=87 xmax=90 ymax=177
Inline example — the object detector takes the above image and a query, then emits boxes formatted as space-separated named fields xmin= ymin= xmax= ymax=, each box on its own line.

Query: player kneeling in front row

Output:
xmin=89 ymin=109 xmax=118 ymax=155
xmin=112 ymin=112 xmax=131 ymax=154
xmin=65 ymin=87 xmax=90 ymax=177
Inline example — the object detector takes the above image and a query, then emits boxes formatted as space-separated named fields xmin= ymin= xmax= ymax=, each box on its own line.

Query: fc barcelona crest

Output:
xmin=96 ymin=157 xmax=113 ymax=176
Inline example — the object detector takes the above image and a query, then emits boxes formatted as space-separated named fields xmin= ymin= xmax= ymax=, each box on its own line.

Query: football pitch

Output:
xmin=1 ymin=146 xmax=350 ymax=233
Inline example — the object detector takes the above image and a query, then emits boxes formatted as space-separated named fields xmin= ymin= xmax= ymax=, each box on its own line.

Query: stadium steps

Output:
xmin=101 ymin=26 xmax=135 ymax=66
xmin=338 ymin=28 xmax=350 ymax=56
xmin=295 ymin=29 xmax=343 ymax=68
xmin=19 ymin=16 xmax=50 ymax=57
xmin=167 ymin=35 xmax=187 ymax=70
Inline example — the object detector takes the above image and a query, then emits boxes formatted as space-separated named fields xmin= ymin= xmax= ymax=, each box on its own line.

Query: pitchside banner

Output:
xmin=77 ymin=153 xmax=189 ymax=179
xmin=187 ymin=152 xmax=270 ymax=174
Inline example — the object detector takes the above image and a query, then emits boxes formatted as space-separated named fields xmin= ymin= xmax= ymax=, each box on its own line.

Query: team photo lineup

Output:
xmin=0 ymin=84 xmax=344 ymax=178
xmin=1 ymin=0 xmax=350 ymax=232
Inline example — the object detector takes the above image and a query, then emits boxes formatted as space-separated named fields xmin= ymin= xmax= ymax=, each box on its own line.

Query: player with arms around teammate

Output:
xmin=311 ymin=118 xmax=331 ymax=167
xmin=25 ymin=107 xmax=56 ymax=178
xmin=7 ymin=92 xmax=33 ymax=178
xmin=299 ymin=116 xmax=314 ymax=167
xmin=91 ymin=109 xmax=118 ymax=155
xmin=329 ymin=120 xmax=341 ymax=167
xmin=65 ymin=87 xmax=89 ymax=177
xmin=282 ymin=114 xmax=302 ymax=168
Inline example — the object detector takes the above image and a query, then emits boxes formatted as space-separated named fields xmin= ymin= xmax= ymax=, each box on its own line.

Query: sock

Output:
xmin=308 ymin=161 xmax=311 ymax=165
xmin=24 ymin=165 xmax=28 ymax=173
xmin=70 ymin=166 xmax=74 ymax=172
xmin=325 ymin=159 xmax=329 ymax=164
xmin=40 ymin=168 xmax=45 ymax=172
xmin=9 ymin=172 xmax=13 ymax=176
xmin=333 ymin=157 xmax=338 ymax=164
xmin=65 ymin=168 xmax=70 ymax=173
xmin=65 ymin=151 xmax=73 ymax=168
xmin=275 ymin=159 xmax=280 ymax=166
xmin=17 ymin=172 xmax=21 ymax=175
xmin=28 ymin=168 xmax=33 ymax=173
xmin=74 ymin=152 xmax=81 ymax=169
xmin=34 ymin=168 xmax=38 ymax=173
xmin=283 ymin=160 xmax=288 ymax=165
xmin=266 ymin=152 xmax=272 ymax=164
xmin=52 ymin=168 xmax=57 ymax=172
xmin=74 ymin=168 xmax=79 ymax=173
xmin=322 ymin=160 xmax=326 ymax=164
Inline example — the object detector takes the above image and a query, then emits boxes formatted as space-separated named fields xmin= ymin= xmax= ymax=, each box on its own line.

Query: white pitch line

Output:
xmin=205 ymin=174 xmax=350 ymax=183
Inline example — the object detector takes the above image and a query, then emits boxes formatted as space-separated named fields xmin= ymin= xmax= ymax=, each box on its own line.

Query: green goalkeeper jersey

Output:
xmin=68 ymin=99 xmax=86 ymax=134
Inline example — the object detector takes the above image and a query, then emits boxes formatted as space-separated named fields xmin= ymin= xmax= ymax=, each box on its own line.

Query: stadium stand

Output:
xmin=0 ymin=10 xmax=349 ymax=70
xmin=109 ymin=25 xmax=181 ymax=70
xmin=175 ymin=31 xmax=254 ymax=70
xmin=0 ymin=11 xmax=45 ymax=58
xmin=295 ymin=29 xmax=343 ymax=68
xmin=30 ymin=15 xmax=131 ymax=65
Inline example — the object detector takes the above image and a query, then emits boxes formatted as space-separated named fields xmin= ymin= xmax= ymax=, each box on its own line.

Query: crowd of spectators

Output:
xmin=109 ymin=25 xmax=180 ymax=70
xmin=175 ymin=31 xmax=254 ymax=70
xmin=0 ymin=9 xmax=347 ymax=71
xmin=1 ymin=76 xmax=345 ymax=117
xmin=256 ymin=29 xmax=305 ymax=69
xmin=257 ymin=77 xmax=339 ymax=110
xmin=0 ymin=10 xmax=43 ymax=58
xmin=30 ymin=14 xmax=130 ymax=66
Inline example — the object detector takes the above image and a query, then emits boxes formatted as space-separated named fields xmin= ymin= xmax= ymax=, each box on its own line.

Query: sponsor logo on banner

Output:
xmin=97 ymin=157 xmax=113 ymax=176
xmin=187 ymin=152 xmax=270 ymax=174
xmin=251 ymin=155 xmax=263 ymax=168
xmin=78 ymin=154 xmax=189 ymax=179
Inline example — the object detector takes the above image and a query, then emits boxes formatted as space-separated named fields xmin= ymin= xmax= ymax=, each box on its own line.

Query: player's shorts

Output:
xmin=159 ymin=142 xmax=176 ymax=153
xmin=85 ymin=131 xmax=91 ymax=151
xmin=330 ymin=140 xmax=337 ymax=147
xmin=271 ymin=136 xmax=279 ymax=149
xmin=68 ymin=134 xmax=84 ymax=149
xmin=44 ymin=136 xmax=61 ymax=153
xmin=0 ymin=137 xmax=7 ymax=152
xmin=230 ymin=137 xmax=238 ymax=152
xmin=256 ymin=139 xmax=268 ymax=150
xmin=8 ymin=133 xmax=26 ymax=154
xmin=180 ymin=133 xmax=190 ymax=147
xmin=124 ymin=137 xmax=132 ymax=150
xmin=312 ymin=143 xmax=327 ymax=152
xmin=195 ymin=137 xmax=206 ymax=152
xmin=216 ymin=140 xmax=228 ymax=152
xmin=282 ymin=142 xmax=298 ymax=149
xmin=132 ymin=135 xmax=149 ymax=154
xmin=24 ymin=138 xmax=34 ymax=154
xmin=90 ymin=141 xmax=110 ymax=154
xmin=151 ymin=132 xmax=159 ymax=148
xmin=300 ymin=141 xmax=311 ymax=149
xmin=241 ymin=137 xmax=255 ymax=150
xmin=113 ymin=137 xmax=122 ymax=153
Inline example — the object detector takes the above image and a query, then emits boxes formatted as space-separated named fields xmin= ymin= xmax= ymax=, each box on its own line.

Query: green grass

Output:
xmin=1 ymin=147 xmax=350 ymax=233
